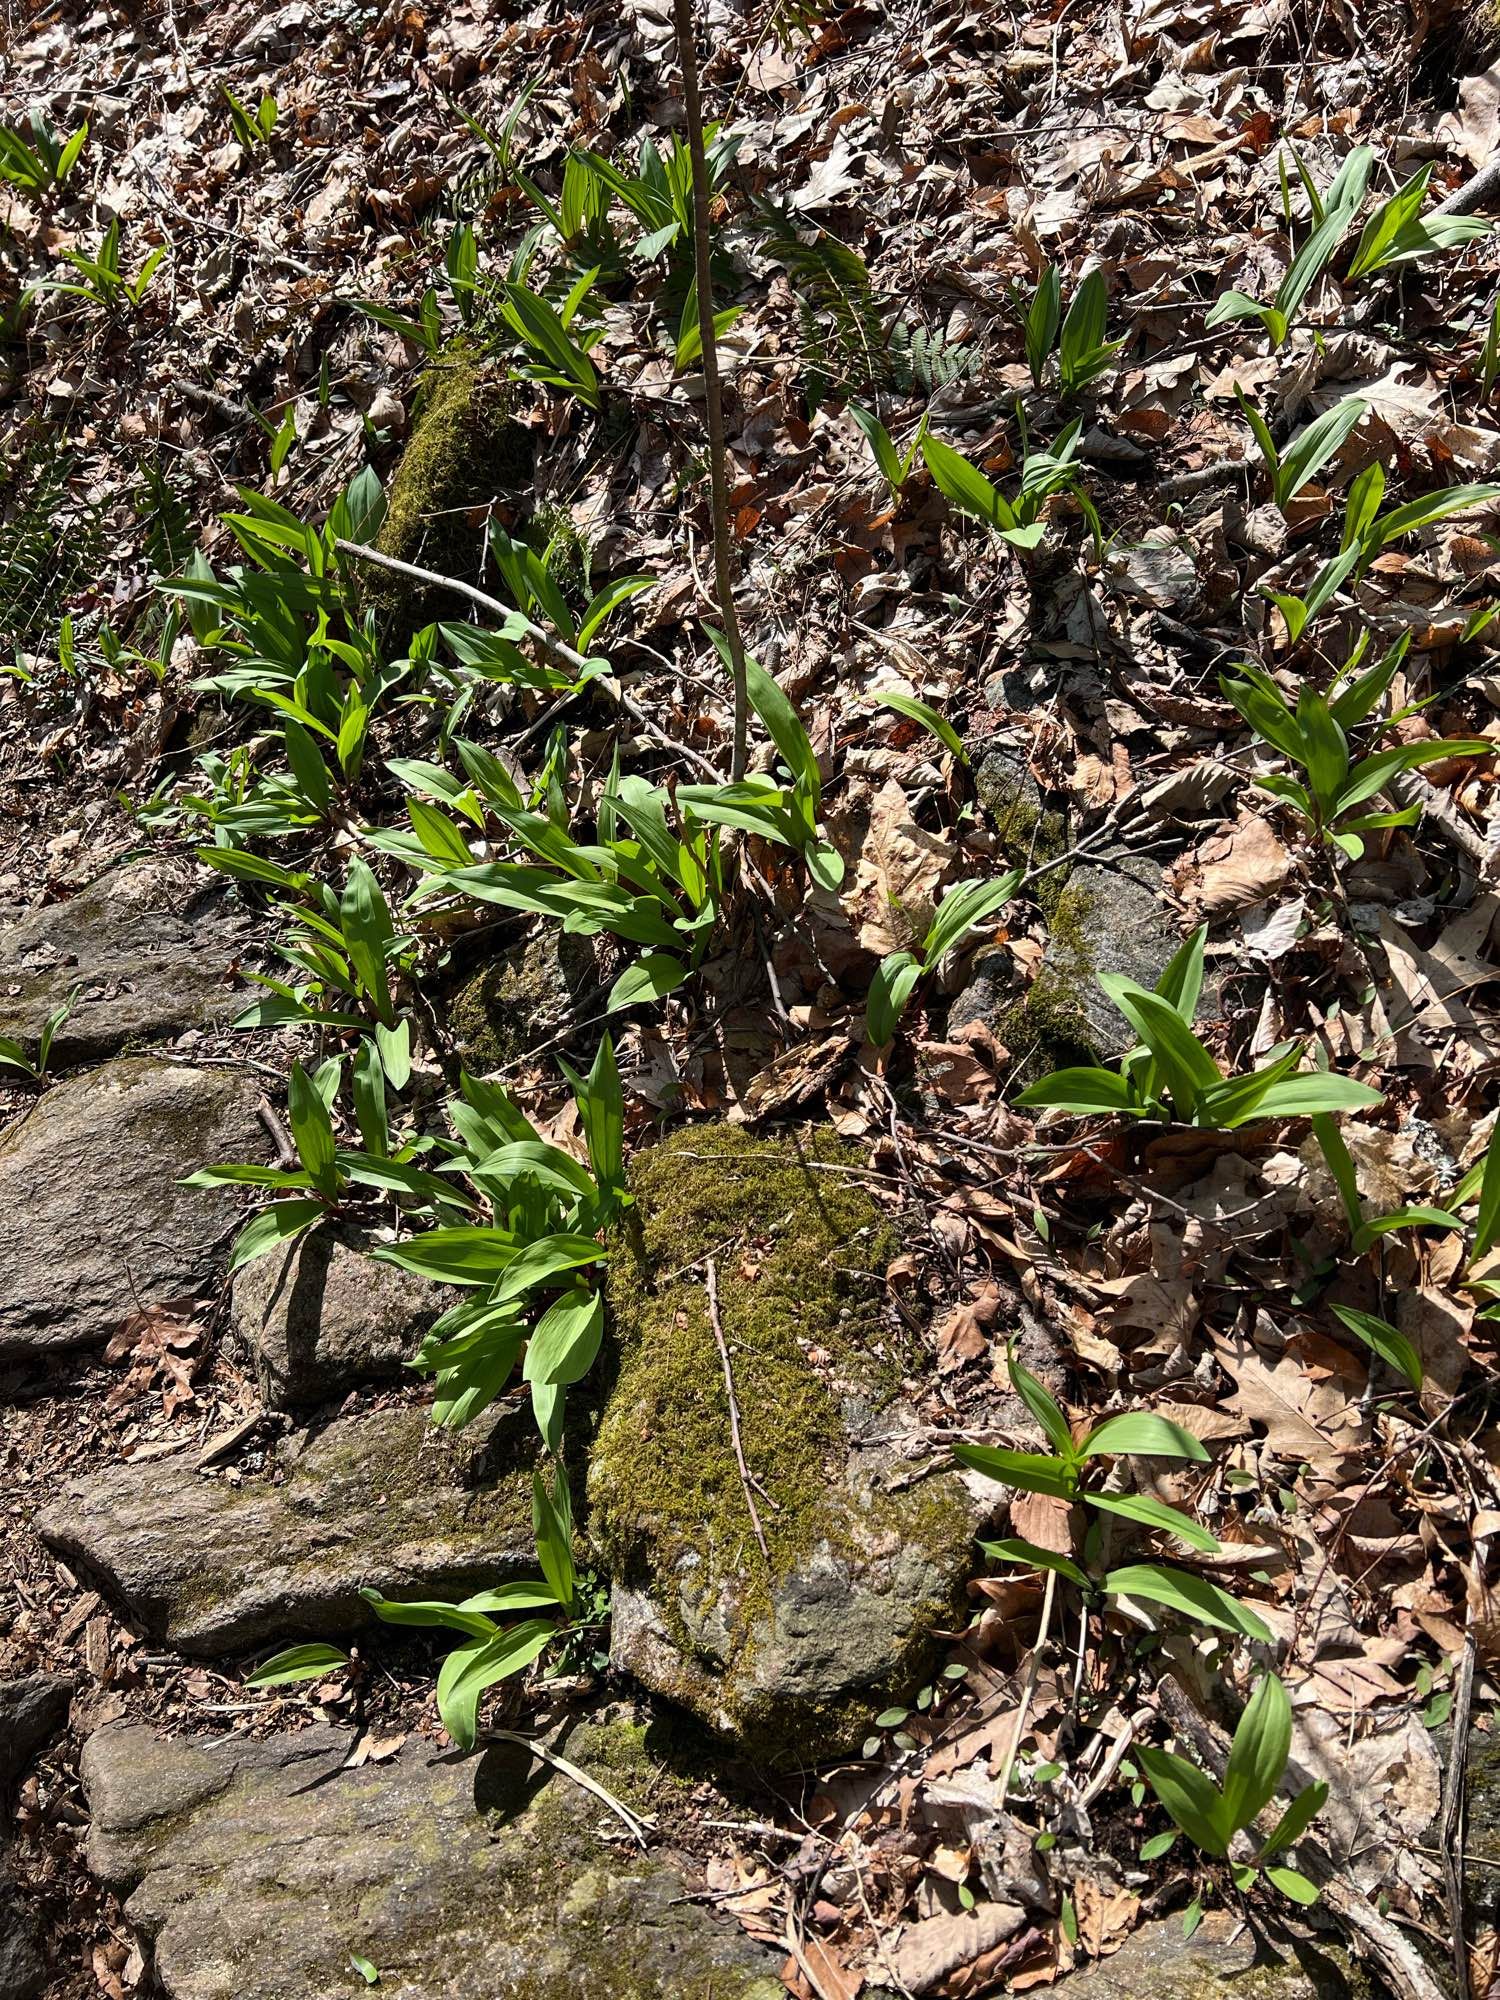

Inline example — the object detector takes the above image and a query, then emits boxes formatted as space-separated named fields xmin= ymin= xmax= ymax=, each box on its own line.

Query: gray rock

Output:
xmin=0 ymin=1057 xmax=267 ymax=1359
xmin=230 ymin=1225 xmax=454 ymax=1408
xmin=590 ymin=1125 xmax=983 ymax=1757
xmin=0 ymin=1673 xmax=72 ymax=1792
xmin=446 ymin=928 xmax=597 ymax=1075
xmin=38 ymin=1403 xmax=538 ymax=1655
xmin=0 ymin=1877 xmax=45 ymax=2000
xmin=0 ymin=861 xmax=249 ymax=1066
xmin=1041 ymin=844 xmax=1199 ymax=1061
xmin=81 ymin=1717 xmax=782 ymax=2000
xmin=1058 ymin=1909 xmax=1359 ymax=1996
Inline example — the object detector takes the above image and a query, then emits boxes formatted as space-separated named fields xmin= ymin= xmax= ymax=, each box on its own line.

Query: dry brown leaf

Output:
xmin=891 ymin=1901 xmax=1026 ymax=1995
xmin=850 ymin=778 xmax=955 ymax=956
xmin=1167 ymin=810 xmax=1291 ymax=917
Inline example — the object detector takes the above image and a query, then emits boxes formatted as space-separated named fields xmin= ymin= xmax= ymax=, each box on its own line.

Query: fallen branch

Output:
xmin=1441 ymin=1627 xmax=1477 ymax=2000
xmin=1436 ymin=158 xmax=1500 ymax=217
xmin=705 ymin=1255 xmax=771 ymax=1564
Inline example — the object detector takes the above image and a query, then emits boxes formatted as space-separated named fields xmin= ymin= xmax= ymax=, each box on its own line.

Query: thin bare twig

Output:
xmin=481 ymin=1728 xmax=653 ymax=1848
xmin=705 ymin=1255 xmax=771 ymax=1563
xmin=1442 ymin=1626 xmax=1478 ymax=2000
xmin=670 ymin=0 xmax=750 ymax=780
xmin=995 ymin=1565 xmax=1057 ymax=1805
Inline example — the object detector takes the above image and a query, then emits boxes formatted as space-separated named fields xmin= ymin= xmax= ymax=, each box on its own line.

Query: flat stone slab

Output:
xmin=230 ymin=1225 xmax=455 ymax=1409
xmin=0 ymin=1057 xmax=266 ymax=1359
xmin=81 ymin=1718 xmax=782 ymax=2000
xmin=0 ymin=861 xmax=248 ymax=1066
xmin=38 ymin=1404 xmax=538 ymax=1655
xmin=1063 ymin=1909 xmax=1358 ymax=1997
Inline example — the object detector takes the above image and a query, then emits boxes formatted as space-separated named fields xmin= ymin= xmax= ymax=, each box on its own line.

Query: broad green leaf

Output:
xmin=360 ymin=1588 xmax=500 ymax=1640
xmin=436 ymin=1618 xmax=555 ymax=1750
xmin=1311 ymin=1113 xmax=1364 ymax=1238
xmin=1014 ymin=1066 xmax=1137 ymax=1115
xmin=1154 ymin=923 xmax=1207 ymax=1023
xmin=866 ymin=951 xmax=922 ymax=1047
xmin=524 ymin=1288 xmax=605 ymax=1386
xmin=532 ymin=1465 xmax=576 ymax=1613
xmin=1085 ymin=1491 xmax=1220 ymax=1553
xmin=244 ymin=1642 xmax=350 ymax=1686
xmin=287 ymin=1061 xmax=339 ymax=1198
xmin=1105 ymin=1562 xmax=1271 ymax=1640
xmin=869 ymin=689 xmax=968 ymax=764
xmin=372 ymin=1226 xmax=521 ymax=1284
xmin=1097 ymin=976 xmax=1220 ymax=1118
xmin=1329 ymin=1304 xmax=1423 ymax=1391
xmin=228 ymin=1198 xmax=324 ymax=1272
xmin=1260 ymin=1779 xmax=1329 ymax=1860
xmin=1275 ymin=396 xmax=1367 ymax=507
xmin=1223 ymin=1073 xmax=1382 ymax=1124
xmin=923 ymin=872 xmax=1021 ymax=965
xmin=1079 ymin=1413 xmax=1209 ymax=1462
xmin=1006 ymin=1342 xmax=1076 ymax=1459
xmin=1221 ymin=1673 xmax=1292 ymax=1839
xmin=1136 ymin=1743 xmax=1230 ymax=1856
xmin=608 ymin=953 xmax=688 ymax=1011
xmin=1266 ymin=1866 xmax=1321 ymax=1906
xmin=493 ymin=1232 xmax=606 ymax=1304
xmin=921 ymin=432 xmax=1007 ymax=529
xmin=951 ymin=1442 xmax=1077 ymax=1500
xmin=979 ymin=1538 xmax=1089 ymax=1587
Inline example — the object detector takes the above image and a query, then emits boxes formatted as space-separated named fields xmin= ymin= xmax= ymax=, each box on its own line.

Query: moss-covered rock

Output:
xmin=372 ymin=355 xmax=533 ymax=635
xmin=589 ymin=1124 xmax=981 ymax=1760
xmin=445 ymin=929 xmax=597 ymax=1077
xmin=82 ymin=1714 xmax=783 ymax=2000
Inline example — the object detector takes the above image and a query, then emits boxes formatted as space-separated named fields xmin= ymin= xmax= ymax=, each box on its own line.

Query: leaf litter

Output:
xmin=4 ymin=0 xmax=1500 ymax=1994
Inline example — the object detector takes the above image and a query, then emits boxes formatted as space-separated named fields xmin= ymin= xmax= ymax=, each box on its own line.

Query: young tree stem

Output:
xmin=671 ymin=0 xmax=750 ymax=780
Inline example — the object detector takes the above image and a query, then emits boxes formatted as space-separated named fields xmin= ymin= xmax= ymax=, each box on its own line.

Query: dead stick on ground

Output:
xmin=994 ymin=1565 xmax=1057 ymax=1805
xmin=705 ymin=1256 xmax=771 ymax=1563
xmin=482 ymin=1728 xmax=653 ymax=1848
xmin=670 ymin=0 xmax=750 ymax=780
xmin=1443 ymin=1626 xmax=1477 ymax=2000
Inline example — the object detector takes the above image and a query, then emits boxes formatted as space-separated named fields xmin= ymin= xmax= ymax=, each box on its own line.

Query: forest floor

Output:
xmin=2 ymin=0 xmax=1500 ymax=1997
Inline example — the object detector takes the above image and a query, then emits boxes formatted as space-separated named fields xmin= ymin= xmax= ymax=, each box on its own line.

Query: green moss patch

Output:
xmin=589 ymin=1124 xmax=976 ymax=1757
xmin=372 ymin=354 xmax=533 ymax=635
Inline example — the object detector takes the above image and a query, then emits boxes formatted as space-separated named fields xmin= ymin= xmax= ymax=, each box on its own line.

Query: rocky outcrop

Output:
xmin=446 ymin=928 xmax=597 ymax=1076
xmin=1051 ymin=1910 xmax=1362 ymax=1999
xmin=1037 ymin=846 xmax=1195 ymax=1061
xmin=38 ymin=1404 xmax=538 ymax=1654
xmin=0 ymin=1057 xmax=266 ymax=1359
xmin=0 ymin=861 xmax=248 ymax=1066
xmin=589 ymin=1125 xmax=982 ymax=1758
xmin=0 ymin=1672 xmax=73 ymax=1792
xmin=0 ymin=1673 xmax=72 ymax=2000
xmin=230 ymin=1225 xmax=455 ymax=1408
xmin=81 ymin=1716 xmax=783 ymax=2000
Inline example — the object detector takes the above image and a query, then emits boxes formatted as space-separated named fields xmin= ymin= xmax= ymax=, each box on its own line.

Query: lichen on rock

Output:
xmin=588 ymin=1123 xmax=981 ymax=1758
xmin=445 ymin=928 xmax=597 ymax=1077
